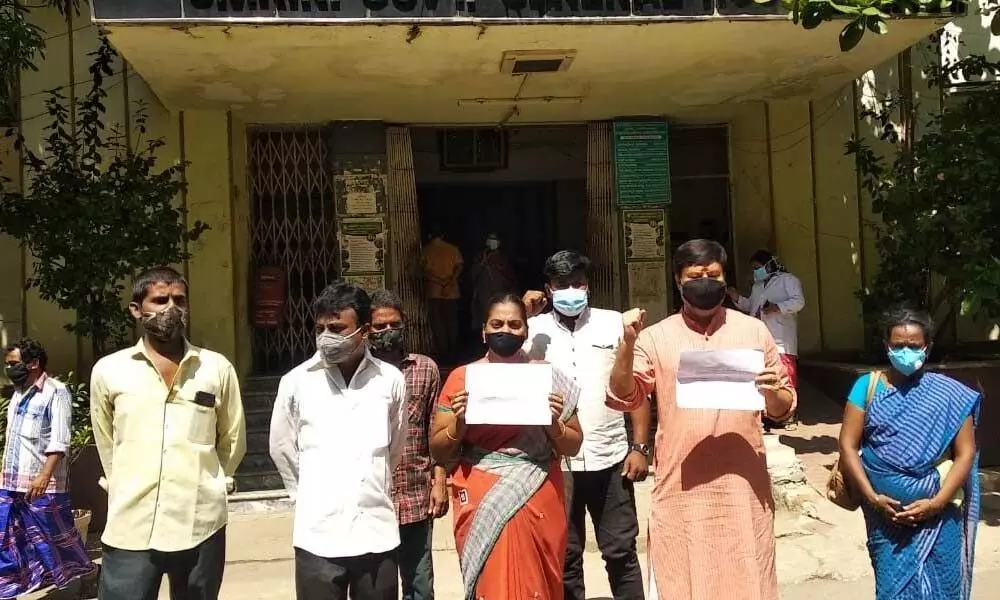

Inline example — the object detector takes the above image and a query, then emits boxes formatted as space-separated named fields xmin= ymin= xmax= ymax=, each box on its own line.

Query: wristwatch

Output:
xmin=631 ymin=443 xmax=650 ymax=457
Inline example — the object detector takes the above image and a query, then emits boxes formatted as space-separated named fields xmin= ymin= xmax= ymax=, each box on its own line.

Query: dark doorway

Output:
xmin=417 ymin=182 xmax=563 ymax=364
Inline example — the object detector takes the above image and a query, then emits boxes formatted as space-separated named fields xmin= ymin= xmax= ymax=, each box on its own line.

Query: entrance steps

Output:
xmin=233 ymin=377 xmax=284 ymax=494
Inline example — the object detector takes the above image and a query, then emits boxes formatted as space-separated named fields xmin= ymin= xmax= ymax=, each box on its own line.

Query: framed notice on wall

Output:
xmin=339 ymin=217 xmax=386 ymax=293
xmin=613 ymin=120 xmax=671 ymax=207
xmin=622 ymin=208 xmax=670 ymax=323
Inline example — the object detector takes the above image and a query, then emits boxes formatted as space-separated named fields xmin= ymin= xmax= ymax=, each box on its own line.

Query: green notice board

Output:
xmin=613 ymin=120 xmax=671 ymax=207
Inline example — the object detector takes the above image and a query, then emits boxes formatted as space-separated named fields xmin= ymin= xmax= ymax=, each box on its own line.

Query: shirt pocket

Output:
xmin=16 ymin=406 xmax=48 ymax=438
xmin=171 ymin=398 xmax=217 ymax=446
xmin=355 ymin=400 xmax=390 ymax=454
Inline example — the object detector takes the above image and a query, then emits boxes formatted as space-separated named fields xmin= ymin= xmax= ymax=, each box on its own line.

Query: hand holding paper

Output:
xmin=675 ymin=349 xmax=766 ymax=411
xmin=465 ymin=363 xmax=553 ymax=425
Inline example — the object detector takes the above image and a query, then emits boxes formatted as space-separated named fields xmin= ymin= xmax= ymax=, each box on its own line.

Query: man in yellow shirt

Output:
xmin=421 ymin=226 xmax=463 ymax=359
xmin=90 ymin=266 xmax=246 ymax=600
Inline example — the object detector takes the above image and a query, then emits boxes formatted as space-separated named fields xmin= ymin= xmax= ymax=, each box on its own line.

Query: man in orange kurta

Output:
xmin=607 ymin=239 xmax=796 ymax=600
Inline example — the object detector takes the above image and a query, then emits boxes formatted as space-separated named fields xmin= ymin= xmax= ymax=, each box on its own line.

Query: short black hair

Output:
xmin=543 ymin=250 xmax=591 ymax=284
xmin=484 ymin=293 xmax=527 ymax=323
xmin=673 ymin=239 xmax=728 ymax=275
xmin=750 ymin=249 xmax=775 ymax=265
xmin=6 ymin=337 xmax=47 ymax=371
xmin=312 ymin=280 xmax=372 ymax=324
xmin=133 ymin=266 xmax=187 ymax=303
xmin=882 ymin=307 xmax=934 ymax=345
xmin=371 ymin=288 xmax=405 ymax=320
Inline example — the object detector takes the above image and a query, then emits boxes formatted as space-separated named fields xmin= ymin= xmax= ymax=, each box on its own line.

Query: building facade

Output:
xmin=0 ymin=1 xmax=993 ymax=380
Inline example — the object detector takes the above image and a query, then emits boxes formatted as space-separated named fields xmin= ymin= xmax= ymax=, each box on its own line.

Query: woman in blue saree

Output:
xmin=839 ymin=308 xmax=980 ymax=600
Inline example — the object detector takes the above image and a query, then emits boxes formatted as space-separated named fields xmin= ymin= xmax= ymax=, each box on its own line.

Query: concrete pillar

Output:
xmin=183 ymin=110 xmax=238 ymax=362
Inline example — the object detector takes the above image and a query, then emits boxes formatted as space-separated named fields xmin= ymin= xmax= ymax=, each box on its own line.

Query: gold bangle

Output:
xmin=445 ymin=426 xmax=459 ymax=441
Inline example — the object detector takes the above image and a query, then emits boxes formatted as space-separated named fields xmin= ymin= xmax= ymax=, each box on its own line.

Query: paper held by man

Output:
xmin=465 ymin=363 xmax=580 ymax=425
xmin=675 ymin=349 xmax=765 ymax=411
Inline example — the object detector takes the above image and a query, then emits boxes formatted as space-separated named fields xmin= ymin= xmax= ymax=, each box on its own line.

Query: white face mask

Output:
xmin=485 ymin=239 xmax=499 ymax=251
xmin=316 ymin=328 xmax=362 ymax=365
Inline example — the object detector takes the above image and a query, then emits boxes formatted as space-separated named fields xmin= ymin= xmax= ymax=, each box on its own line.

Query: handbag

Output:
xmin=826 ymin=371 xmax=884 ymax=511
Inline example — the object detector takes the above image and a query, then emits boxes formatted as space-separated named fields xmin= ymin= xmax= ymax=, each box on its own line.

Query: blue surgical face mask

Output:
xmin=887 ymin=347 xmax=927 ymax=376
xmin=753 ymin=266 xmax=769 ymax=282
xmin=551 ymin=287 xmax=588 ymax=318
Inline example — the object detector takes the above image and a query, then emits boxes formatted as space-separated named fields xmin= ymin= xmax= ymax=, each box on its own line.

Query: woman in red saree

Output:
xmin=430 ymin=293 xmax=583 ymax=600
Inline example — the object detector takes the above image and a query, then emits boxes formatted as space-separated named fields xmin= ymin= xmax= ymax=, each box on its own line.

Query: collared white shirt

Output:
xmin=2 ymin=374 xmax=71 ymax=494
xmin=269 ymin=350 xmax=407 ymax=559
xmin=735 ymin=271 xmax=805 ymax=356
xmin=90 ymin=340 xmax=246 ymax=552
xmin=525 ymin=308 xmax=628 ymax=472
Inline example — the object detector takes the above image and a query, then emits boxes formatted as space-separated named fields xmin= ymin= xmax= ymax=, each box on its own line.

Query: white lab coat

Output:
xmin=735 ymin=271 xmax=805 ymax=356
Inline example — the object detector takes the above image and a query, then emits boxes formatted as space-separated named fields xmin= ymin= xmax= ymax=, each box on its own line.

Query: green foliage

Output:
xmin=62 ymin=373 xmax=93 ymax=461
xmin=0 ymin=1 xmax=81 ymax=124
xmin=847 ymin=54 xmax=1000 ymax=347
xmin=779 ymin=0 xmax=1000 ymax=52
xmin=0 ymin=36 xmax=207 ymax=355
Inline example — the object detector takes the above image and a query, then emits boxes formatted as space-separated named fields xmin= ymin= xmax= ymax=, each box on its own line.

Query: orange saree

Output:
xmin=437 ymin=364 xmax=575 ymax=600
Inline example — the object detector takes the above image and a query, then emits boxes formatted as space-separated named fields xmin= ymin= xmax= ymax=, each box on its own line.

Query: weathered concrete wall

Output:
xmin=766 ymin=99 xmax=823 ymax=355
xmin=0 ymin=138 xmax=23 ymax=355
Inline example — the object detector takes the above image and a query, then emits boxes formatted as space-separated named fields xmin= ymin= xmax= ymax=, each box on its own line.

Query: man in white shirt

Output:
xmin=269 ymin=280 xmax=407 ymax=600
xmin=727 ymin=249 xmax=805 ymax=429
xmin=523 ymin=251 xmax=650 ymax=600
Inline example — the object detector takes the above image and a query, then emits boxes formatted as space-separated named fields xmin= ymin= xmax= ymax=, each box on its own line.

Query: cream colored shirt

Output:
xmin=90 ymin=339 xmax=246 ymax=552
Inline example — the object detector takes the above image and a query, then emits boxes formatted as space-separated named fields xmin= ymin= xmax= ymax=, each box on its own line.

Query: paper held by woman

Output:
xmin=465 ymin=362 xmax=552 ymax=425
xmin=675 ymin=349 xmax=765 ymax=411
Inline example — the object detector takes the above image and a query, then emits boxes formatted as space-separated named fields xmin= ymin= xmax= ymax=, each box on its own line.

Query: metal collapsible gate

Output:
xmin=248 ymin=127 xmax=338 ymax=374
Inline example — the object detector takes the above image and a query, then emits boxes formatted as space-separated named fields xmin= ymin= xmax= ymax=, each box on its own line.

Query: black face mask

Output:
xmin=485 ymin=332 xmax=525 ymax=358
xmin=4 ymin=363 xmax=29 ymax=388
xmin=368 ymin=328 xmax=406 ymax=358
xmin=681 ymin=278 xmax=727 ymax=311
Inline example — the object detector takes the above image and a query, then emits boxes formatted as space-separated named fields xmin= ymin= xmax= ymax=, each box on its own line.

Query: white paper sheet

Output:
xmin=675 ymin=349 xmax=765 ymax=411
xmin=465 ymin=363 xmax=554 ymax=425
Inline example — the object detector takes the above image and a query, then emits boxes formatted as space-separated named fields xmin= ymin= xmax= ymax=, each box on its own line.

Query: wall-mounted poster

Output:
xmin=621 ymin=207 xmax=670 ymax=322
xmin=623 ymin=209 xmax=666 ymax=261
xmin=339 ymin=217 xmax=386 ymax=275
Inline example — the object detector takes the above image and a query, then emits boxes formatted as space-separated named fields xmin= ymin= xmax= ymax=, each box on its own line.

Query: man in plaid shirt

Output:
xmin=0 ymin=338 xmax=95 ymax=597
xmin=368 ymin=290 xmax=448 ymax=600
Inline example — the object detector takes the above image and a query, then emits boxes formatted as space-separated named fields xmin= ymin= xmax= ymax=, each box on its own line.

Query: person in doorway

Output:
xmin=90 ymin=266 xmax=247 ymax=600
xmin=429 ymin=293 xmax=583 ymax=600
xmin=367 ymin=289 xmax=449 ymax=600
xmin=469 ymin=233 xmax=519 ymax=334
xmin=727 ymin=249 xmax=805 ymax=429
xmin=607 ymin=239 xmax=795 ymax=600
xmin=422 ymin=225 xmax=464 ymax=360
xmin=521 ymin=250 xmax=649 ymax=600
xmin=0 ymin=338 xmax=96 ymax=599
xmin=269 ymin=280 xmax=406 ymax=600
xmin=838 ymin=308 xmax=980 ymax=600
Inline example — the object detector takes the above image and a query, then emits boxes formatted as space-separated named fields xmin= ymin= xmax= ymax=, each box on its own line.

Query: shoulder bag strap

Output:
xmin=864 ymin=370 xmax=884 ymax=409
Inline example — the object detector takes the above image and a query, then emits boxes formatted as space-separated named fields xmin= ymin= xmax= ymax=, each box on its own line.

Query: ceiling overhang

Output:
xmin=92 ymin=6 xmax=950 ymax=124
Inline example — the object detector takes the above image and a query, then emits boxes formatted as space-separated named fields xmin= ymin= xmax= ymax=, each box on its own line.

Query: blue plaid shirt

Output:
xmin=1 ymin=374 xmax=71 ymax=494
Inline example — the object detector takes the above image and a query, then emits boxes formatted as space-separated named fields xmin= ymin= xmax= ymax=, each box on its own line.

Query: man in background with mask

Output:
xmin=91 ymin=266 xmax=246 ymax=600
xmin=0 ymin=338 xmax=95 ymax=597
xmin=270 ymin=280 xmax=406 ymax=600
xmin=367 ymin=289 xmax=447 ymax=600
xmin=522 ymin=250 xmax=650 ymax=600
xmin=469 ymin=232 xmax=518 ymax=338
